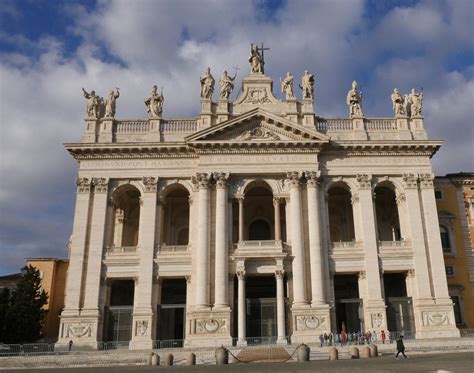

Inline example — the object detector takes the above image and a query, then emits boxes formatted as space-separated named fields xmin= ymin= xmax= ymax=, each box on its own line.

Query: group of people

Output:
xmin=318 ymin=330 xmax=395 ymax=347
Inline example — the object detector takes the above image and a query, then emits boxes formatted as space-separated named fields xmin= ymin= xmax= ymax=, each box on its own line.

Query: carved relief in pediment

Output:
xmin=236 ymin=126 xmax=280 ymax=141
xmin=212 ymin=119 xmax=299 ymax=142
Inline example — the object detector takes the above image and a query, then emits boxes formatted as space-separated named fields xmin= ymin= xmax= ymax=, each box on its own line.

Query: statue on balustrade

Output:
xmin=105 ymin=88 xmax=120 ymax=118
xmin=82 ymin=88 xmax=102 ymax=118
xmin=346 ymin=80 xmax=363 ymax=117
xmin=281 ymin=72 xmax=295 ymax=100
xmin=391 ymin=88 xmax=406 ymax=116
xmin=300 ymin=70 xmax=315 ymax=100
xmin=409 ymin=88 xmax=423 ymax=117
xmin=145 ymin=85 xmax=164 ymax=119
xmin=200 ymin=67 xmax=215 ymax=100
xmin=219 ymin=70 xmax=236 ymax=100
xmin=248 ymin=44 xmax=263 ymax=74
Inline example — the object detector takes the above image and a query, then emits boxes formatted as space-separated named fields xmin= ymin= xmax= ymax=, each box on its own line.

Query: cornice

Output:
xmin=322 ymin=140 xmax=442 ymax=157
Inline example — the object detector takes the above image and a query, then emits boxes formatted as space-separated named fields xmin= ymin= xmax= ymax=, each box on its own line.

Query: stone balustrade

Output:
xmin=106 ymin=246 xmax=139 ymax=254
xmin=155 ymin=244 xmax=191 ymax=254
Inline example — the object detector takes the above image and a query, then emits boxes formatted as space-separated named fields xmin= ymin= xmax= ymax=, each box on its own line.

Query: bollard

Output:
xmin=151 ymin=353 xmax=160 ymax=366
xmin=186 ymin=352 xmax=196 ymax=365
xmin=350 ymin=347 xmax=359 ymax=359
xmin=361 ymin=346 xmax=371 ymax=358
xmin=215 ymin=346 xmax=228 ymax=365
xmin=164 ymin=353 xmax=174 ymax=366
xmin=369 ymin=344 xmax=378 ymax=358
xmin=297 ymin=344 xmax=310 ymax=362
xmin=329 ymin=347 xmax=338 ymax=360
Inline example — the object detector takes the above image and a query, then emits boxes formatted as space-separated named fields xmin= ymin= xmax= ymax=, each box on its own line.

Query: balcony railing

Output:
xmin=378 ymin=240 xmax=406 ymax=247
xmin=106 ymin=245 xmax=138 ymax=254
xmin=331 ymin=241 xmax=360 ymax=249
xmin=239 ymin=240 xmax=283 ymax=247
xmin=156 ymin=244 xmax=190 ymax=254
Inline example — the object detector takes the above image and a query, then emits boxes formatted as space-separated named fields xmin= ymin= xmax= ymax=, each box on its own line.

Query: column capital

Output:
xmin=286 ymin=171 xmax=303 ymax=188
xmin=358 ymin=270 xmax=366 ymax=280
xmin=275 ymin=269 xmax=285 ymax=280
xmin=305 ymin=171 xmax=321 ymax=188
xmin=419 ymin=173 xmax=434 ymax=189
xmin=192 ymin=173 xmax=211 ymax=189
xmin=185 ymin=275 xmax=191 ymax=284
xmin=351 ymin=193 xmax=359 ymax=205
xmin=213 ymin=172 xmax=229 ymax=189
xmin=76 ymin=177 xmax=92 ymax=193
xmin=395 ymin=190 xmax=406 ymax=205
xmin=142 ymin=176 xmax=158 ymax=193
xmin=356 ymin=174 xmax=372 ymax=190
xmin=236 ymin=270 xmax=246 ymax=281
xmin=273 ymin=196 xmax=281 ymax=205
xmin=402 ymin=173 xmax=418 ymax=189
xmin=236 ymin=194 xmax=245 ymax=203
xmin=92 ymin=177 xmax=109 ymax=193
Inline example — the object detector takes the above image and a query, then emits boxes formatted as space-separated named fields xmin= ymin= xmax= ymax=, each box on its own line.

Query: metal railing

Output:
xmin=460 ymin=328 xmax=474 ymax=337
xmin=153 ymin=339 xmax=184 ymax=349
xmin=0 ymin=343 xmax=55 ymax=356
xmin=98 ymin=341 xmax=130 ymax=350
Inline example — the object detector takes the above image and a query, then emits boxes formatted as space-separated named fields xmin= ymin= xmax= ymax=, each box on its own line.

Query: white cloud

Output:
xmin=0 ymin=0 xmax=473 ymax=273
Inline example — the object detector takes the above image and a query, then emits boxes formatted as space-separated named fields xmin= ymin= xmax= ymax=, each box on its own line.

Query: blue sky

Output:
xmin=0 ymin=0 xmax=473 ymax=275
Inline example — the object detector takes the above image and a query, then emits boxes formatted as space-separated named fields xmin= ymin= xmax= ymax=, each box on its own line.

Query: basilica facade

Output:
xmin=59 ymin=48 xmax=459 ymax=349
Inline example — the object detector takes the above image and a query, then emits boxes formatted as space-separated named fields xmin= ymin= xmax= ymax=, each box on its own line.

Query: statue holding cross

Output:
xmin=248 ymin=43 xmax=269 ymax=74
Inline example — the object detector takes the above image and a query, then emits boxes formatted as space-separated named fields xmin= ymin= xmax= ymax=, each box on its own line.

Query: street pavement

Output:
xmin=2 ymin=351 xmax=473 ymax=372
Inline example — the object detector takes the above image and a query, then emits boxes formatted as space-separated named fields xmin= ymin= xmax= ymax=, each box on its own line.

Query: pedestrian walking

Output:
xmin=68 ymin=340 xmax=73 ymax=352
xmin=319 ymin=334 xmax=324 ymax=347
xmin=324 ymin=332 xmax=328 ymax=346
xmin=381 ymin=330 xmax=386 ymax=344
xmin=329 ymin=332 xmax=333 ymax=346
xmin=340 ymin=330 xmax=347 ymax=346
xmin=395 ymin=335 xmax=408 ymax=359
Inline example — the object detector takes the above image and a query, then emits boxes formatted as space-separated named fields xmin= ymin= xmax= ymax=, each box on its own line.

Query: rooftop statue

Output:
xmin=346 ymin=80 xmax=363 ymax=117
xmin=82 ymin=88 xmax=102 ymax=119
xmin=105 ymin=88 xmax=120 ymax=118
xmin=145 ymin=85 xmax=164 ymax=119
xmin=300 ymin=70 xmax=315 ymax=100
xmin=248 ymin=43 xmax=264 ymax=74
xmin=409 ymin=88 xmax=423 ymax=117
xmin=219 ymin=70 xmax=236 ymax=100
xmin=391 ymin=88 xmax=406 ymax=116
xmin=281 ymin=72 xmax=295 ymax=100
xmin=200 ymin=67 xmax=215 ymax=100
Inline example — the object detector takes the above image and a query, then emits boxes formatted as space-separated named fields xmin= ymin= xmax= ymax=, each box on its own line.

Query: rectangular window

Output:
xmin=435 ymin=190 xmax=443 ymax=199
xmin=451 ymin=296 xmax=463 ymax=324
xmin=445 ymin=266 xmax=454 ymax=276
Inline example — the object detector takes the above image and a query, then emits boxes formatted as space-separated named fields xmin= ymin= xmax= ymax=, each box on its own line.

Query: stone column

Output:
xmin=237 ymin=270 xmax=247 ymax=345
xmin=419 ymin=173 xmax=451 ymax=299
xmin=306 ymin=172 xmax=325 ymax=305
xmin=194 ymin=173 xmax=211 ymax=308
xmin=355 ymin=174 xmax=387 ymax=331
xmin=237 ymin=195 xmax=245 ymax=242
xmin=131 ymin=177 xmax=158 ymax=349
xmin=401 ymin=174 xmax=433 ymax=300
xmin=273 ymin=197 xmax=281 ymax=241
xmin=275 ymin=270 xmax=286 ymax=343
xmin=83 ymin=178 xmax=109 ymax=315
xmin=214 ymin=172 xmax=229 ymax=309
xmin=287 ymin=172 xmax=307 ymax=307
xmin=63 ymin=177 xmax=92 ymax=314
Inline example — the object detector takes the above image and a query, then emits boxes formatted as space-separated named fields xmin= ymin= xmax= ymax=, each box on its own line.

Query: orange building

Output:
xmin=435 ymin=173 xmax=474 ymax=329
xmin=26 ymin=258 xmax=69 ymax=342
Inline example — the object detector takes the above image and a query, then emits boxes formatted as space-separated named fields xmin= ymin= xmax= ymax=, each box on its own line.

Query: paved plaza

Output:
xmin=2 ymin=352 xmax=473 ymax=373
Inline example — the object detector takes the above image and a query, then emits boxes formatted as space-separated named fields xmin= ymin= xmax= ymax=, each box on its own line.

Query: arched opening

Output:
xmin=161 ymin=187 xmax=190 ymax=245
xmin=374 ymin=185 xmax=401 ymax=241
xmin=112 ymin=185 xmax=141 ymax=247
xmin=249 ymin=219 xmax=271 ymax=240
xmin=327 ymin=185 xmax=355 ymax=242
xmin=244 ymin=183 xmax=274 ymax=241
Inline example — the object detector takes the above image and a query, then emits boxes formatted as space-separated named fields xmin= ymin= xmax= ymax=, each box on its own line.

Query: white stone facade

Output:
xmin=59 ymin=63 xmax=459 ymax=350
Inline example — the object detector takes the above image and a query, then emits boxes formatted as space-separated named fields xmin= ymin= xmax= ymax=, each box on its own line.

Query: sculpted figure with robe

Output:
xmin=145 ymin=85 xmax=164 ymax=119
xmin=105 ymin=88 xmax=120 ymax=117
xmin=281 ymin=72 xmax=295 ymax=100
xmin=391 ymin=88 xmax=405 ymax=116
xmin=346 ymin=81 xmax=363 ymax=117
xmin=82 ymin=88 xmax=101 ymax=118
xmin=200 ymin=67 xmax=215 ymax=100
xmin=248 ymin=44 xmax=263 ymax=74
xmin=300 ymin=70 xmax=315 ymax=100
xmin=219 ymin=70 xmax=236 ymax=100
xmin=409 ymin=88 xmax=423 ymax=117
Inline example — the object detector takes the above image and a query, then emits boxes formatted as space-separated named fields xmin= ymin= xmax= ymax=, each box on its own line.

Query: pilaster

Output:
xmin=352 ymin=117 xmax=367 ymax=140
xmin=130 ymin=176 xmax=158 ymax=349
xmin=410 ymin=116 xmax=427 ymax=140
xmin=216 ymin=99 xmax=230 ymax=124
xmin=301 ymin=98 xmax=315 ymax=127
xmin=396 ymin=116 xmax=412 ymax=140
xmin=98 ymin=119 xmax=113 ymax=143
xmin=199 ymin=99 xmax=213 ymax=129
xmin=82 ymin=119 xmax=98 ymax=143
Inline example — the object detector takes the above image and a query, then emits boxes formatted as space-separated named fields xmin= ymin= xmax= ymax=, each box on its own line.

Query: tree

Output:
xmin=0 ymin=287 xmax=10 ymax=341
xmin=3 ymin=266 xmax=48 ymax=343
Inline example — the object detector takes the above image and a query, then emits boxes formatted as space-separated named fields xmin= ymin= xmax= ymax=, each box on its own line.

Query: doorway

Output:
xmin=334 ymin=274 xmax=363 ymax=332
xmin=384 ymin=273 xmax=414 ymax=333
xmin=158 ymin=278 xmax=186 ymax=347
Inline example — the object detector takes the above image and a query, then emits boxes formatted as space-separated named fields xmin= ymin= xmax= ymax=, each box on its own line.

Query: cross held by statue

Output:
xmin=257 ymin=42 xmax=270 ymax=72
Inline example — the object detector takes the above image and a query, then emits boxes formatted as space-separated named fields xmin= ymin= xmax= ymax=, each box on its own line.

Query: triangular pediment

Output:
xmin=185 ymin=108 xmax=329 ymax=144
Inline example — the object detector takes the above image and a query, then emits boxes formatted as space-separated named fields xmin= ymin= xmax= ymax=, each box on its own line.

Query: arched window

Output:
xmin=327 ymin=185 xmax=355 ymax=242
xmin=249 ymin=219 xmax=271 ymax=240
xmin=162 ymin=187 xmax=190 ymax=245
xmin=112 ymin=185 xmax=141 ymax=247
xmin=440 ymin=225 xmax=451 ymax=252
xmin=374 ymin=186 xmax=401 ymax=241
